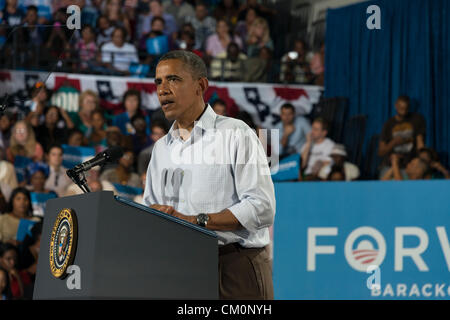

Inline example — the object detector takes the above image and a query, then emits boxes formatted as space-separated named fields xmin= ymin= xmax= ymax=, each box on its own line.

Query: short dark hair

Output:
xmin=112 ymin=26 xmax=127 ymax=40
xmin=27 ymin=5 xmax=38 ymax=13
xmin=158 ymin=50 xmax=208 ymax=79
xmin=212 ymin=99 xmax=227 ymax=108
xmin=47 ymin=144 xmax=63 ymax=154
xmin=150 ymin=119 xmax=169 ymax=133
xmin=151 ymin=16 xmax=165 ymax=26
xmin=313 ymin=117 xmax=329 ymax=131
xmin=123 ymin=89 xmax=142 ymax=108
xmin=397 ymin=95 xmax=410 ymax=105
xmin=7 ymin=187 xmax=33 ymax=216
xmin=280 ymin=103 xmax=295 ymax=113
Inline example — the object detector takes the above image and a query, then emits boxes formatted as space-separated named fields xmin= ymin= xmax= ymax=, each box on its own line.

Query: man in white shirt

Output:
xmin=44 ymin=145 xmax=72 ymax=196
xmin=301 ymin=117 xmax=335 ymax=180
xmin=101 ymin=27 xmax=139 ymax=74
xmin=143 ymin=50 xmax=275 ymax=299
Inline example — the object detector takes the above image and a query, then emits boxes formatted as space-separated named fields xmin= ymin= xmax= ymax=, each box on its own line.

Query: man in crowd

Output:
xmin=275 ymin=103 xmax=311 ymax=158
xmin=378 ymin=95 xmax=426 ymax=177
xmin=44 ymin=145 xmax=72 ymax=196
xmin=381 ymin=153 xmax=429 ymax=181
xmin=300 ymin=117 xmax=335 ymax=180
xmin=318 ymin=144 xmax=360 ymax=181
xmin=184 ymin=1 xmax=216 ymax=51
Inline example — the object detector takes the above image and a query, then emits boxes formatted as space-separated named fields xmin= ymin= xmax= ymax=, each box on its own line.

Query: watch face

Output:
xmin=198 ymin=214 xmax=209 ymax=226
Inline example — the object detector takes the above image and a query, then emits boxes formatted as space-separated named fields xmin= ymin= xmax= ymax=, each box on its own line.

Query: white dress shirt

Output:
xmin=143 ymin=105 xmax=276 ymax=247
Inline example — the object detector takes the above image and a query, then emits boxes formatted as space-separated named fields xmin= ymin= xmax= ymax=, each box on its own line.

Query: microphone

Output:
xmin=66 ymin=146 xmax=124 ymax=178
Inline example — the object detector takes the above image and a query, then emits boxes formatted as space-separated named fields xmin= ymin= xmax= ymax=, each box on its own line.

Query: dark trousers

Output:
xmin=218 ymin=243 xmax=274 ymax=300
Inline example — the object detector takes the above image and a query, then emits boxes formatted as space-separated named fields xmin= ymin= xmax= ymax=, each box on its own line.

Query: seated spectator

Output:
xmin=7 ymin=121 xmax=44 ymax=163
xmin=300 ymin=118 xmax=335 ymax=180
xmin=35 ymin=106 xmax=71 ymax=153
xmin=87 ymin=110 xmax=108 ymax=151
xmin=103 ymin=0 xmax=132 ymax=39
xmin=43 ymin=8 xmax=71 ymax=59
xmin=163 ymin=0 xmax=195 ymax=30
xmin=185 ymin=1 xmax=216 ymax=51
xmin=237 ymin=0 xmax=276 ymax=23
xmin=0 ymin=187 xmax=38 ymax=244
xmin=139 ymin=16 xmax=170 ymax=56
xmin=0 ymin=242 xmax=32 ymax=299
xmin=205 ymin=18 xmax=242 ymax=58
xmin=129 ymin=113 xmax=153 ymax=156
xmin=26 ymin=162 xmax=58 ymax=217
xmin=44 ymin=145 xmax=72 ymax=196
xmin=0 ymin=266 xmax=12 ymax=300
xmin=381 ymin=154 xmax=429 ymax=181
xmin=19 ymin=0 xmax=53 ymax=24
xmin=137 ymin=0 xmax=177 ymax=39
xmin=113 ymin=89 xmax=149 ymax=136
xmin=17 ymin=221 xmax=41 ymax=291
xmin=100 ymin=149 xmax=141 ymax=188
xmin=243 ymin=45 xmax=275 ymax=82
xmin=234 ymin=7 xmax=257 ymax=52
xmin=137 ymin=119 xmax=168 ymax=175
xmin=280 ymin=39 xmax=313 ymax=84
xmin=1 ymin=0 xmax=25 ymax=28
xmin=0 ymin=147 xmax=18 ymax=209
xmin=210 ymin=41 xmax=246 ymax=81
xmin=213 ymin=0 xmax=240 ymax=28
xmin=318 ymin=144 xmax=360 ymax=181
xmin=378 ymin=95 xmax=426 ymax=176
xmin=418 ymin=147 xmax=450 ymax=179
xmin=101 ymin=26 xmax=139 ymax=75
xmin=76 ymin=25 xmax=98 ymax=70
xmin=67 ymin=128 xmax=86 ymax=147
xmin=327 ymin=164 xmax=346 ymax=181
xmin=177 ymin=30 xmax=203 ymax=57
xmin=310 ymin=43 xmax=325 ymax=86
xmin=68 ymin=90 xmax=100 ymax=136
xmin=274 ymin=103 xmax=311 ymax=158
xmin=96 ymin=15 xmax=115 ymax=47
xmin=0 ymin=112 xmax=13 ymax=151
xmin=24 ymin=82 xmax=49 ymax=121
xmin=246 ymin=17 xmax=273 ymax=58
xmin=21 ymin=5 xmax=45 ymax=48
xmin=211 ymin=99 xmax=227 ymax=116
xmin=81 ymin=0 xmax=102 ymax=27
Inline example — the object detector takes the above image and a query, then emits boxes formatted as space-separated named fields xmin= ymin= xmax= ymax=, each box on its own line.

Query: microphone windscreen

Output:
xmin=105 ymin=146 xmax=124 ymax=162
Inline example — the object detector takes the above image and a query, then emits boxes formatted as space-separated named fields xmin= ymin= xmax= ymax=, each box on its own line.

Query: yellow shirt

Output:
xmin=0 ymin=214 xmax=39 ymax=242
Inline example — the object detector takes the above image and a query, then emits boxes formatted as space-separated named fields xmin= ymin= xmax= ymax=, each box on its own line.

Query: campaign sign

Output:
xmin=271 ymin=153 xmax=300 ymax=182
xmin=273 ymin=180 xmax=450 ymax=300
xmin=62 ymin=144 xmax=96 ymax=169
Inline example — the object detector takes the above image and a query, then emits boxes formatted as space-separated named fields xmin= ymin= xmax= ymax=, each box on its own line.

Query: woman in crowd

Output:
xmin=26 ymin=162 xmax=58 ymax=217
xmin=129 ymin=113 xmax=152 ymax=156
xmin=0 ymin=187 xmax=37 ymax=245
xmin=96 ymin=15 xmax=115 ymax=47
xmin=87 ymin=109 xmax=108 ymax=151
xmin=103 ymin=0 xmax=132 ymax=40
xmin=17 ymin=222 xmax=42 ymax=282
xmin=68 ymin=90 xmax=100 ymax=136
xmin=113 ymin=89 xmax=148 ymax=136
xmin=0 ymin=112 xmax=14 ymax=151
xmin=234 ymin=7 xmax=257 ymax=52
xmin=206 ymin=18 xmax=242 ymax=58
xmin=7 ymin=121 xmax=44 ymax=163
xmin=0 ymin=243 xmax=32 ymax=299
xmin=76 ymin=24 xmax=98 ymax=70
xmin=100 ymin=149 xmax=141 ymax=188
xmin=246 ymin=17 xmax=273 ymax=58
xmin=35 ymin=106 xmax=72 ymax=152
xmin=0 ymin=267 xmax=12 ymax=300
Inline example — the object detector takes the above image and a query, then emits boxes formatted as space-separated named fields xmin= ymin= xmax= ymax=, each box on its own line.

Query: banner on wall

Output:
xmin=273 ymin=180 xmax=450 ymax=300
xmin=0 ymin=70 xmax=323 ymax=128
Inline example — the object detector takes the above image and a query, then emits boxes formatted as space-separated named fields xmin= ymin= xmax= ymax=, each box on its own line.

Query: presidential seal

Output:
xmin=49 ymin=208 xmax=78 ymax=279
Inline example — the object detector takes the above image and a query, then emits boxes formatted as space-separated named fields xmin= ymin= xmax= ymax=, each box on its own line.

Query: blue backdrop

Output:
xmin=273 ymin=181 xmax=450 ymax=299
xmin=324 ymin=0 xmax=450 ymax=163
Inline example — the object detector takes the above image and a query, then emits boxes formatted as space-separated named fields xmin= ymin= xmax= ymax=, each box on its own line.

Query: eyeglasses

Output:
xmin=15 ymin=128 xmax=27 ymax=134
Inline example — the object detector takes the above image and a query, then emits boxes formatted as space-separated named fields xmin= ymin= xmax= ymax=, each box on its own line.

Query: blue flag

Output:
xmin=113 ymin=183 xmax=143 ymax=200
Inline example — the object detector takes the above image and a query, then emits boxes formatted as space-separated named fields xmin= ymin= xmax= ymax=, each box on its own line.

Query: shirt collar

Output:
xmin=165 ymin=104 xmax=216 ymax=145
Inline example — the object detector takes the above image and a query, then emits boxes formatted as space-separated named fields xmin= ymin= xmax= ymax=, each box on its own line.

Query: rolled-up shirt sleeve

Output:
xmin=227 ymin=126 xmax=276 ymax=233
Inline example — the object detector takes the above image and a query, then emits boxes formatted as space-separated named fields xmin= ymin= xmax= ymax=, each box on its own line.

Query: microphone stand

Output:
xmin=67 ymin=167 xmax=91 ymax=193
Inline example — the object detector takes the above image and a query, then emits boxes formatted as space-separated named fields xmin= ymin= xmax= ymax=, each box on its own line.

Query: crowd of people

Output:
xmin=0 ymin=0 xmax=325 ymax=84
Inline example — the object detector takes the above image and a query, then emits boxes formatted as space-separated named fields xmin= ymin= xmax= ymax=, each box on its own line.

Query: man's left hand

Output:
xmin=150 ymin=204 xmax=197 ymax=225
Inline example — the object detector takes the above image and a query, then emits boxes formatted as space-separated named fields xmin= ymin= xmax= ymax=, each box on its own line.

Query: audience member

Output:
xmin=205 ymin=18 xmax=242 ymax=58
xmin=0 ymin=112 xmax=13 ymax=151
xmin=2 ymin=0 xmax=24 ymax=27
xmin=87 ymin=109 xmax=108 ymax=150
xmin=0 ymin=267 xmax=12 ymax=300
xmin=280 ymin=39 xmax=313 ymax=84
xmin=310 ymin=43 xmax=325 ymax=86
xmin=163 ymin=0 xmax=195 ymax=29
xmin=101 ymin=26 xmax=139 ymax=75
xmin=104 ymin=0 xmax=132 ymax=39
xmin=381 ymin=153 xmax=429 ymax=181
xmin=7 ymin=121 xmax=44 ymax=163
xmin=0 ymin=147 xmax=18 ymax=207
xmin=16 ymin=221 xmax=41 ymax=295
xmin=246 ymin=17 xmax=273 ymax=58
xmin=0 ymin=242 xmax=32 ymax=299
xmin=137 ymin=0 xmax=177 ymax=39
xmin=184 ymin=1 xmax=216 ymax=50
xmin=67 ymin=128 xmax=86 ymax=147
xmin=318 ymin=144 xmax=360 ymax=181
xmin=213 ymin=0 xmax=240 ymax=28
xmin=68 ymin=90 xmax=100 ymax=135
xmin=35 ymin=106 xmax=71 ymax=152
xmin=327 ymin=164 xmax=346 ymax=181
xmin=178 ymin=29 xmax=203 ymax=57
xmin=113 ymin=89 xmax=147 ymax=135
xmin=96 ymin=15 xmax=115 ymax=47
xmin=100 ymin=149 xmax=141 ymax=188
xmin=418 ymin=147 xmax=450 ymax=179
xmin=44 ymin=145 xmax=72 ymax=196
xmin=209 ymin=41 xmax=246 ymax=81
xmin=137 ymin=119 xmax=168 ymax=175
xmin=129 ymin=113 xmax=152 ymax=156
xmin=76 ymin=24 xmax=98 ymax=70
xmin=243 ymin=46 xmax=275 ymax=82
xmin=378 ymin=95 xmax=426 ymax=176
xmin=211 ymin=99 xmax=227 ymax=116
xmin=234 ymin=7 xmax=257 ymax=52
xmin=300 ymin=118 xmax=335 ymax=180
xmin=274 ymin=103 xmax=311 ymax=158
xmin=0 ymin=187 xmax=37 ymax=244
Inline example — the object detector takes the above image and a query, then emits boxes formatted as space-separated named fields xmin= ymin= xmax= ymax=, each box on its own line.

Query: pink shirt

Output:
xmin=206 ymin=34 xmax=243 ymax=58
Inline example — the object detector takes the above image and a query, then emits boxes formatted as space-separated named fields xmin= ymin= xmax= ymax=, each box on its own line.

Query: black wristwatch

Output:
xmin=196 ymin=213 xmax=209 ymax=227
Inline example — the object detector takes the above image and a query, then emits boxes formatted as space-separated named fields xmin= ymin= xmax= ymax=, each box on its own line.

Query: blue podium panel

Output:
xmin=273 ymin=180 xmax=450 ymax=300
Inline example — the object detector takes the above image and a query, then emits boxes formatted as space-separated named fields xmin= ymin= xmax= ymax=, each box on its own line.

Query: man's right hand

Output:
xmin=150 ymin=204 xmax=175 ymax=215
xmin=284 ymin=124 xmax=295 ymax=137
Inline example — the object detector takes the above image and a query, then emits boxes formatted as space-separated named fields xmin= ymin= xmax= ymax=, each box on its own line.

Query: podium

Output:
xmin=33 ymin=191 xmax=218 ymax=299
